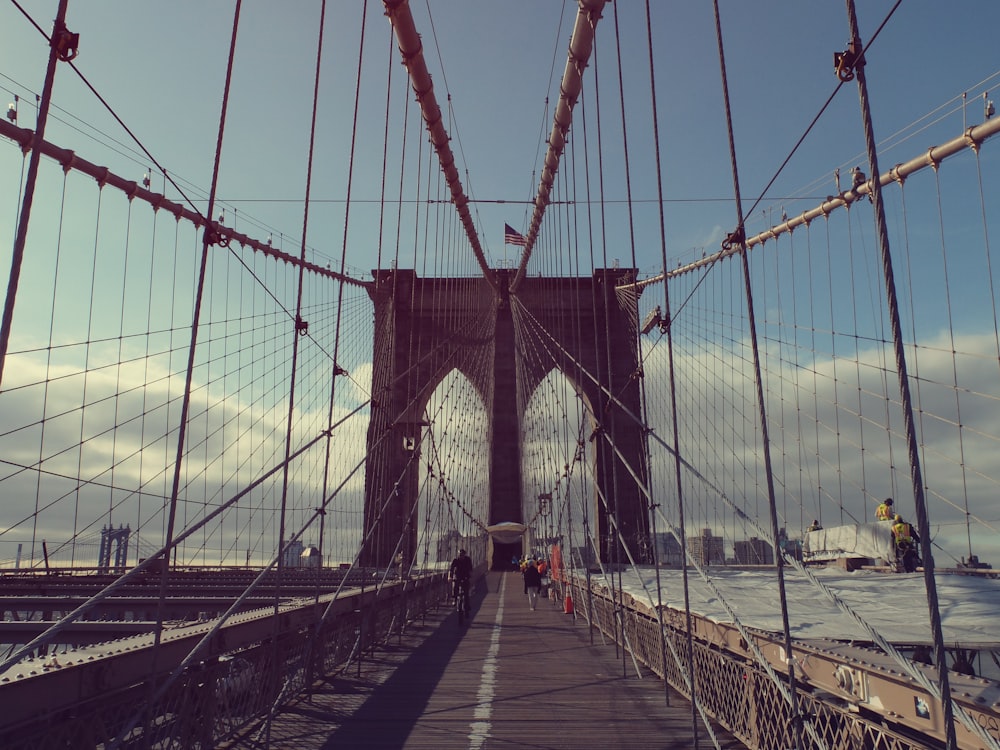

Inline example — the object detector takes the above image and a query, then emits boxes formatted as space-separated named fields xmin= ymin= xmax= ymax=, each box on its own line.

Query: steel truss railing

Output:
xmin=0 ymin=574 xmax=450 ymax=749
xmin=559 ymin=575 xmax=996 ymax=750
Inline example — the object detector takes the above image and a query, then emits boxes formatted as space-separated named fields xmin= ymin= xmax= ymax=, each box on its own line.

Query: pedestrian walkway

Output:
xmin=248 ymin=571 xmax=741 ymax=749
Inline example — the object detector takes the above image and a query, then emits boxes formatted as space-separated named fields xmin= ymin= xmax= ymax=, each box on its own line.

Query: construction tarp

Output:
xmin=485 ymin=522 xmax=528 ymax=567
xmin=802 ymin=521 xmax=895 ymax=563
xmin=486 ymin=522 xmax=527 ymax=544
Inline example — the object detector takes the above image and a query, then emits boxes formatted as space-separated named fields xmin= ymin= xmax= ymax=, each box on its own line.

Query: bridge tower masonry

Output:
xmin=361 ymin=268 xmax=650 ymax=568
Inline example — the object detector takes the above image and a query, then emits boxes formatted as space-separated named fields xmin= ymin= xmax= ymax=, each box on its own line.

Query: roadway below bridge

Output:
xmin=241 ymin=571 xmax=742 ymax=750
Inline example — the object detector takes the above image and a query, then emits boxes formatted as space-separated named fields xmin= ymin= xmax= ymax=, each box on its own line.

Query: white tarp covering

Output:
xmin=801 ymin=521 xmax=895 ymax=563
xmin=486 ymin=522 xmax=528 ymax=567
xmin=486 ymin=522 xmax=527 ymax=544
xmin=605 ymin=567 xmax=1000 ymax=646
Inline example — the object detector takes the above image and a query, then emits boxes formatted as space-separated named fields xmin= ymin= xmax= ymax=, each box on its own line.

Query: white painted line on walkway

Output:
xmin=468 ymin=573 xmax=505 ymax=749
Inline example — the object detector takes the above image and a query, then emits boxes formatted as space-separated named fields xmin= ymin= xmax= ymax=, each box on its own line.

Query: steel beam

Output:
xmin=511 ymin=0 xmax=608 ymax=292
xmin=0 ymin=119 xmax=367 ymax=289
xmin=383 ymin=0 xmax=497 ymax=291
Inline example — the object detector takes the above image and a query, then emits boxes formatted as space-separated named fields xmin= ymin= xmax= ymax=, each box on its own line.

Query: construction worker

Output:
xmin=891 ymin=514 xmax=921 ymax=572
xmin=876 ymin=497 xmax=894 ymax=521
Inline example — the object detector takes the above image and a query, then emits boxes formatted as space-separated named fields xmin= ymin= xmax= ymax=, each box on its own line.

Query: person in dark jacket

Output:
xmin=523 ymin=560 xmax=542 ymax=610
xmin=449 ymin=548 xmax=472 ymax=601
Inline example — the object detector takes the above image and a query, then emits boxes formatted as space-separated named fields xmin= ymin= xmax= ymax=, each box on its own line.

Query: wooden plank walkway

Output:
xmin=242 ymin=571 xmax=742 ymax=749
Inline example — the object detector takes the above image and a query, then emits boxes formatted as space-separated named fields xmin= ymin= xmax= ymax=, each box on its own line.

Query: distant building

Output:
xmin=282 ymin=540 xmax=304 ymax=568
xmin=688 ymin=528 xmax=725 ymax=566
xmin=653 ymin=532 xmax=684 ymax=566
xmin=734 ymin=537 xmax=774 ymax=565
xmin=300 ymin=546 xmax=322 ymax=568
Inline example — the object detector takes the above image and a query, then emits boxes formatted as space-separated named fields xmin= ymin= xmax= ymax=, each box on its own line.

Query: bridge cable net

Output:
xmin=506 ymin=6 xmax=821 ymax=740
xmin=2 ymin=1 xmax=1000 ymax=748
xmin=514 ymin=298 xmax=732 ymax=750
xmin=629 ymin=125 xmax=1000 ymax=750
xmin=515 ymin=293 xmax=842 ymax=748
xmin=0 ymin=2 xmax=497 ymax=744
xmin=505 ymin=4 xmax=1000 ymax=748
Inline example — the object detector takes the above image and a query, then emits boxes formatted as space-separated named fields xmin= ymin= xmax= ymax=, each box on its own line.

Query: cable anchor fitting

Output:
xmin=51 ymin=22 xmax=80 ymax=62
xmin=204 ymin=227 xmax=231 ymax=248
xmin=295 ymin=316 xmax=309 ymax=336
xmin=833 ymin=41 xmax=864 ymax=83
xmin=721 ymin=226 xmax=745 ymax=252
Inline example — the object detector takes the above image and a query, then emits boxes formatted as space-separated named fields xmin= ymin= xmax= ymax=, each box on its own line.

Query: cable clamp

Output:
xmin=833 ymin=41 xmax=864 ymax=82
xmin=295 ymin=316 xmax=309 ymax=336
xmin=205 ymin=227 xmax=230 ymax=248
xmin=721 ymin=226 xmax=745 ymax=252
xmin=51 ymin=22 xmax=80 ymax=62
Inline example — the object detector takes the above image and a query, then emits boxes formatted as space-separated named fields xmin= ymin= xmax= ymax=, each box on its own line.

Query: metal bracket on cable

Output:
xmin=721 ymin=225 xmax=745 ymax=252
xmin=333 ymin=364 xmax=348 ymax=377
xmin=834 ymin=40 xmax=864 ymax=82
xmin=295 ymin=315 xmax=309 ymax=336
xmin=51 ymin=22 xmax=80 ymax=62
xmin=205 ymin=226 xmax=231 ymax=248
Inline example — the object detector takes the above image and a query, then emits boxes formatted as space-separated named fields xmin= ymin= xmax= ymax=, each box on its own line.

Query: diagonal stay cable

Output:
xmin=511 ymin=289 xmax=995 ymax=747
xmin=0 ymin=400 xmax=367 ymax=675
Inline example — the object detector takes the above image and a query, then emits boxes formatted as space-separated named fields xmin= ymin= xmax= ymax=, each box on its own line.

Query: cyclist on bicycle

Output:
xmin=449 ymin=548 xmax=472 ymax=603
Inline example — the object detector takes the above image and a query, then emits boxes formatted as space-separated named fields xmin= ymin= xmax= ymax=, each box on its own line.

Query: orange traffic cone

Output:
xmin=564 ymin=592 xmax=574 ymax=614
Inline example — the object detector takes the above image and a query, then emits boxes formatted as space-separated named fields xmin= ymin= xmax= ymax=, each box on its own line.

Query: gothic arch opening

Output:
xmin=416 ymin=369 xmax=490 ymax=569
xmin=521 ymin=369 xmax=595 ymax=566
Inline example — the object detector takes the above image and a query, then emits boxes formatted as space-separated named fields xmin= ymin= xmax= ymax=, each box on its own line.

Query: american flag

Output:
xmin=504 ymin=223 xmax=527 ymax=247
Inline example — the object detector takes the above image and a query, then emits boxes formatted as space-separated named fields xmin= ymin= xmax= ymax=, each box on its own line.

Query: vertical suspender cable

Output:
xmin=157 ymin=0 xmax=243 ymax=650
xmin=609 ymin=0 xmax=646 ymax=557
xmin=578 ymin=87 xmax=597 ymax=646
xmin=841 ymin=2 xmax=956 ymax=746
xmin=32 ymin=170 xmax=69 ymax=568
xmin=587 ymin=27 xmax=622 ymax=669
xmin=610 ymin=0 xmax=660 ymax=687
xmin=640 ymin=0 xmax=699 ymax=729
xmin=711 ymin=2 xmax=803 ymax=747
xmin=321 ymin=0 xmax=371 ymax=580
xmin=268 ymin=2 xmax=332 ymax=740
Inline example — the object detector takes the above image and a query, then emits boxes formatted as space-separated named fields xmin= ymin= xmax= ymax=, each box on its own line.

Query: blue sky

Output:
xmin=3 ymin=1 xmax=998 ymax=275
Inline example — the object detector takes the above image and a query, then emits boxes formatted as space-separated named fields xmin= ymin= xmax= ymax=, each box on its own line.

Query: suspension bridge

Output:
xmin=2 ymin=0 xmax=1000 ymax=748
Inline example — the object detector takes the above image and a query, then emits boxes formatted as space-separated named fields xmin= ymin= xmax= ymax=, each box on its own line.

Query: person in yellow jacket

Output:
xmin=891 ymin=514 xmax=920 ymax=572
xmin=875 ymin=497 xmax=894 ymax=521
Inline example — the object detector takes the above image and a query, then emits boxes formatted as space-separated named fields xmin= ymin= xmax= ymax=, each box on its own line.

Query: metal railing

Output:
xmin=0 ymin=573 xmax=450 ymax=749
xmin=559 ymin=574 xmax=998 ymax=750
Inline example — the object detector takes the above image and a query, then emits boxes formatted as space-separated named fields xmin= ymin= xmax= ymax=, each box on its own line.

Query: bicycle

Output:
xmin=453 ymin=577 xmax=471 ymax=625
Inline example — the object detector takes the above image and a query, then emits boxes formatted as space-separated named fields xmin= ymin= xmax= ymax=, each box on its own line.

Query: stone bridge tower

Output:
xmin=361 ymin=268 xmax=650 ymax=568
